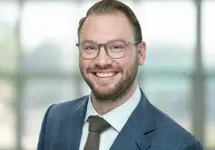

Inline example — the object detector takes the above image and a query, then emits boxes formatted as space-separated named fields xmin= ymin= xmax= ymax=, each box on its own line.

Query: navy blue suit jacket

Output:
xmin=37 ymin=89 xmax=203 ymax=150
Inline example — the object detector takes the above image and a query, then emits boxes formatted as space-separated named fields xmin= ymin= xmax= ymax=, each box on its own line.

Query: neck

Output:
xmin=91 ymin=79 xmax=138 ymax=115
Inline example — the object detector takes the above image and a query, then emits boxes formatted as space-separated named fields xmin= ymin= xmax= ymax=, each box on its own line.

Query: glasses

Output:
xmin=76 ymin=40 xmax=140 ymax=59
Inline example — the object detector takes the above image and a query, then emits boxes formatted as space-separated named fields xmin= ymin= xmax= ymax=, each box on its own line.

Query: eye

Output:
xmin=112 ymin=45 xmax=123 ymax=49
xmin=83 ymin=45 xmax=97 ymax=51
xmin=109 ymin=44 xmax=125 ymax=51
xmin=87 ymin=46 xmax=96 ymax=50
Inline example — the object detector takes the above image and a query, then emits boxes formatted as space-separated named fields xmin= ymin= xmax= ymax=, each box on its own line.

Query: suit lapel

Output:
xmin=49 ymin=97 xmax=88 ymax=150
xmin=68 ymin=97 xmax=88 ymax=150
xmin=110 ymin=89 xmax=156 ymax=150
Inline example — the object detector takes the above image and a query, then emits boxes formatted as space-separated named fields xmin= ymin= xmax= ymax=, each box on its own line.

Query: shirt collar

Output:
xmin=84 ymin=86 xmax=141 ymax=132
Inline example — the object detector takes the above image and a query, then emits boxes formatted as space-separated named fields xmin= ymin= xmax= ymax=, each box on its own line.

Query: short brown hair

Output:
xmin=77 ymin=0 xmax=142 ymax=42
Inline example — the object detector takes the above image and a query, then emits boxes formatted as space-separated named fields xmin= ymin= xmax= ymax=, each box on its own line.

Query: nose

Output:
xmin=94 ymin=46 xmax=112 ymax=68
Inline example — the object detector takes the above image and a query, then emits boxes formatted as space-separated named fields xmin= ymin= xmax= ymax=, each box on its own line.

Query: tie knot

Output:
xmin=88 ymin=116 xmax=110 ymax=133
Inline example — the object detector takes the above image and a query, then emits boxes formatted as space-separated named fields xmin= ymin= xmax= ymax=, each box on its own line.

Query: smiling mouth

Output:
xmin=94 ymin=72 xmax=117 ymax=78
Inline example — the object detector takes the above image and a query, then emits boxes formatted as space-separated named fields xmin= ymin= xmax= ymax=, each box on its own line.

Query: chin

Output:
xmin=91 ymin=83 xmax=125 ymax=101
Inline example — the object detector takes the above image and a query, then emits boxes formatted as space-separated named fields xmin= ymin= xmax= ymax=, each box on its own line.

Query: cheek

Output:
xmin=121 ymin=52 xmax=137 ymax=66
xmin=79 ymin=59 xmax=88 ymax=73
xmin=116 ymin=58 xmax=135 ymax=73
xmin=80 ymin=59 xmax=95 ymax=76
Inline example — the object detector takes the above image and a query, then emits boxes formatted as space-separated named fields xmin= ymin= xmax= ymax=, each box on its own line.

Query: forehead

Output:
xmin=80 ymin=12 xmax=134 ymax=43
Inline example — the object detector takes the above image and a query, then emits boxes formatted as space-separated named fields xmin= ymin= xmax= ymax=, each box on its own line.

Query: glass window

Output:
xmin=0 ymin=79 xmax=16 ymax=149
xmin=202 ymin=1 xmax=215 ymax=72
xmin=22 ymin=78 xmax=78 ymax=149
xmin=205 ymin=78 xmax=215 ymax=148
xmin=141 ymin=76 xmax=192 ymax=132
xmin=203 ymin=1 xmax=215 ymax=149
xmin=136 ymin=1 xmax=196 ymax=72
xmin=20 ymin=2 xmax=94 ymax=73
xmin=0 ymin=2 xmax=19 ymax=73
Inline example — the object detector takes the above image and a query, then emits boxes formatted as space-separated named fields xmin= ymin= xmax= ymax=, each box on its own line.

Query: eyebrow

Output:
xmin=80 ymin=39 xmax=127 ymax=44
xmin=81 ymin=40 xmax=95 ymax=43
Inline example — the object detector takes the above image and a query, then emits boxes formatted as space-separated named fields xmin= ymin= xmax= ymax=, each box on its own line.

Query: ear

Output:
xmin=137 ymin=41 xmax=146 ymax=66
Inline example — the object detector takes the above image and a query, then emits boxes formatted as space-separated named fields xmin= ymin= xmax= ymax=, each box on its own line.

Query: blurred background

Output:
xmin=0 ymin=0 xmax=214 ymax=149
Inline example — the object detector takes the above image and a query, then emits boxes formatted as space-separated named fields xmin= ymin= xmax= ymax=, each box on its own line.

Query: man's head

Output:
xmin=77 ymin=0 xmax=146 ymax=101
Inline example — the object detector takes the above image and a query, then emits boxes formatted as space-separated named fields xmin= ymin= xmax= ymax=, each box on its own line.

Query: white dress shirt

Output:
xmin=79 ymin=86 xmax=141 ymax=150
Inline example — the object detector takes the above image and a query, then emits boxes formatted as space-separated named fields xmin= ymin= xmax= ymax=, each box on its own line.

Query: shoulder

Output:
xmin=151 ymin=104 xmax=203 ymax=149
xmin=45 ymin=95 xmax=89 ymax=119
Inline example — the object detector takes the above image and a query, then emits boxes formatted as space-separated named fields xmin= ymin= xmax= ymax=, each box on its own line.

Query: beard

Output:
xmin=80 ymin=57 xmax=138 ymax=102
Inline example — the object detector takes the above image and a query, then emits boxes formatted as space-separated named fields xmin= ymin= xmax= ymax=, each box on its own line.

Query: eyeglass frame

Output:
xmin=75 ymin=39 xmax=141 ymax=59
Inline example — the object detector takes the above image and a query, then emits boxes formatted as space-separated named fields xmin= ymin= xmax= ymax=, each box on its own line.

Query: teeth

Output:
xmin=96 ymin=72 xmax=115 ymax=77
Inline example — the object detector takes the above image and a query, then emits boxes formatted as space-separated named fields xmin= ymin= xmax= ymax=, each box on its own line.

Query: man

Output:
xmin=37 ymin=0 xmax=203 ymax=150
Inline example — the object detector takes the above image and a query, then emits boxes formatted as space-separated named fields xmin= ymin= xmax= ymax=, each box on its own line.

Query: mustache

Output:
xmin=87 ymin=64 xmax=121 ymax=71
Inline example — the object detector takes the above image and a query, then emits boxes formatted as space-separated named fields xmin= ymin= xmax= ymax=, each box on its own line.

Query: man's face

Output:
xmin=79 ymin=12 xmax=146 ymax=101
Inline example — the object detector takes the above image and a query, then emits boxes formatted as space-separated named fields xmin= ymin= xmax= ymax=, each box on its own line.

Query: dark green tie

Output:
xmin=84 ymin=115 xmax=111 ymax=150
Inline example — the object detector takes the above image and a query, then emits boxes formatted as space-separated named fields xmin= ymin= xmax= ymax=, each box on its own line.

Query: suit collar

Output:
xmin=49 ymin=97 xmax=88 ymax=150
xmin=110 ymin=89 xmax=156 ymax=150
xmin=68 ymin=96 xmax=88 ymax=150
